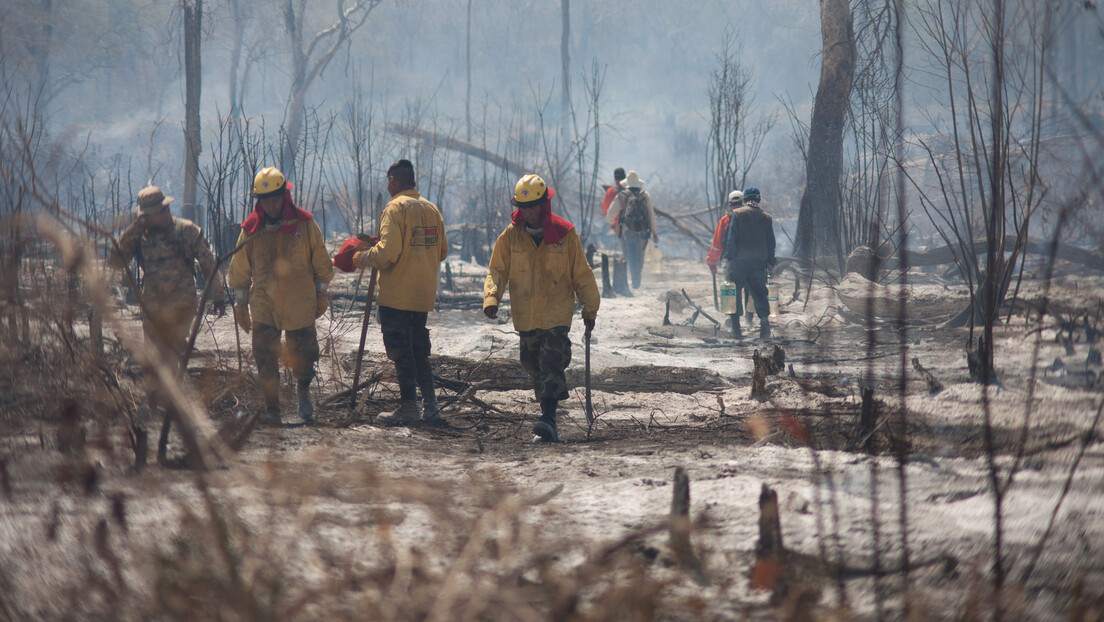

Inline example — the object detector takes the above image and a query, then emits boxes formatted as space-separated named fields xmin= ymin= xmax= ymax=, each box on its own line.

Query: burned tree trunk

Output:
xmin=182 ymin=0 xmax=202 ymax=224
xmin=794 ymin=0 xmax=855 ymax=269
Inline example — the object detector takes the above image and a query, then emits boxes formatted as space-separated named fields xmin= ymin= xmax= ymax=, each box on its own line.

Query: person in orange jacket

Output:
xmin=600 ymin=167 xmax=625 ymax=217
xmin=707 ymin=190 xmax=747 ymax=335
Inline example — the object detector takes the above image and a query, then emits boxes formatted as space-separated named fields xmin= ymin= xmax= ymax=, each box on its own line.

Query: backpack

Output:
xmin=620 ymin=189 xmax=650 ymax=234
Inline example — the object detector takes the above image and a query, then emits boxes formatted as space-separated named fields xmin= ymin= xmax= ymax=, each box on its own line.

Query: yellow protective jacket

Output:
xmin=227 ymin=217 xmax=333 ymax=330
xmin=356 ymin=189 xmax=449 ymax=312
xmin=483 ymin=225 xmax=600 ymax=331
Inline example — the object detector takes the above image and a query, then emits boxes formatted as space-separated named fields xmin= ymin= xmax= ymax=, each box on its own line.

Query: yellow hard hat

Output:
xmin=512 ymin=174 xmax=547 ymax=206
xmin=253 ymin=167 xmax=286 ymax=197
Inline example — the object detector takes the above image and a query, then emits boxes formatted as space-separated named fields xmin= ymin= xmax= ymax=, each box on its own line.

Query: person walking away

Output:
xmin=707 ymin=190 xmax=749 ymax=336
xmin=606 ymin=170 xmax=659 ymax=290
xmin=344 ymin=159 xmax=449 ymax=426
xmin=600 ymin=167 xmax=626 ymax=217
xmin=228 ymin=167 xmax=334 ymax=426
xmin=110 ymin=185 xmax=227 ymax=430
xmin=484 ymin=174 xmax=600 ymax=443
xmin=722 ymin=186 xmax=776 ymax=339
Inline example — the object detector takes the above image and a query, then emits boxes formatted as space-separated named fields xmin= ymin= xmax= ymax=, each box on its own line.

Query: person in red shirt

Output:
xmin=600 ymin=167 xmax=626 ymax=217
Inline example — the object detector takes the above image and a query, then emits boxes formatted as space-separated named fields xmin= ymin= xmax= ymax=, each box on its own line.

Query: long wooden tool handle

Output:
xmin=584 ymin=330 xmax=594 ymax=424
xmin=351 ymin=267 xmax=379 ymax=397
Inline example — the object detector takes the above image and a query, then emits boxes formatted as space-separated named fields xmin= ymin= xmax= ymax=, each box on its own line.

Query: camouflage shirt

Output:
xmin=110 ymin=217 xmax=226 ymax=310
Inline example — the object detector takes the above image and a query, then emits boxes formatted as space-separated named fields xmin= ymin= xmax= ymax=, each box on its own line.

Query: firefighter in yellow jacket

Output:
xmin=228 ymin=167 xmax=334 ymax=426
xmin=351 ymin=159 xmax=450 ymax=426
xmin=483 ymin=174 xmax=600 ymax=442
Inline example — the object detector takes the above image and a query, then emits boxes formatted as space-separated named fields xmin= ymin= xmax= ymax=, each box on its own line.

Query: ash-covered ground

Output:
xmin=2 ymin=249 xmax=1102 ymax=620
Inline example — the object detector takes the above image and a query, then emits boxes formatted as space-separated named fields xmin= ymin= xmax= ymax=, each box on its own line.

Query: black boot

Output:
xmin=730 ymin=314 xmax=742 ymax=339
xmin=532 ymin=398 xmax=559 ymax=443
xmin=759 ymin=316 xmax=771 ymax=339
xmin=296 ymin=379 xmax=315 ymax=424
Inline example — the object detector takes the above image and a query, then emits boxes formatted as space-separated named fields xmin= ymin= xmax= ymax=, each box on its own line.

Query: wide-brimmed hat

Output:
xmin=623 ymin=170 xmax=644 ymax=189
xmin=136 ymin=186 xmax=174 ymax=215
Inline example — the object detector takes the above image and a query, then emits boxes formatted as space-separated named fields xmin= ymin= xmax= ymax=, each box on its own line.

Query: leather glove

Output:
xmin=315 ymin=295 xmax=329 ymax=318
xmin=584 ymin=317 xmax=595 ymax=338
xmin=352 ymin=250 xmax=370 ymax=270
xmin=708 ymin=263 xmax=717 ymax=275
xmin=653 ymin=233 xmax=659 ymax=244
xmin=356 ymin=234 xmax=379 ymax=250
xmin=483 ymin=305 xmax=498 ymax=320
xmin=233 ymin=306 xmax=252 ymax=333
xmin=211 ymin=300 xmax=226 ymax=317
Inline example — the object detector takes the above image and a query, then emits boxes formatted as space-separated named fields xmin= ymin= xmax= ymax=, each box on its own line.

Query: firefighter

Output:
xmin=722 ymin=186 xmax=776 ymax=339
xmin=228 ymin=167 xmax=334 ymax=426
xmin=348 ymin=159 xmax=450 ymax=426
xmin=484 ymin=174 xmax=600 ymax=442
xmin=707 ymin=189 xmax=748 ymax=337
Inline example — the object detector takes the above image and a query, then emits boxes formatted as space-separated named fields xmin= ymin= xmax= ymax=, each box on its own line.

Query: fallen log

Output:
xmin=429 ymin=354 xmax=732 ymax=394
xmin=386 ymin=122 xmax=525 ymax=178
xmin=681 ymin=289 xmax=721 ymax=326
xmin=911 ymin=357 xmax=944 ymax=395
xmin=653 ymin=207 xmax=711 ymax=251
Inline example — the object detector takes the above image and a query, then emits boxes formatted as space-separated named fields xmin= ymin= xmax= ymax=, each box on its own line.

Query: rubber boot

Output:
xmin=532 ymin=398 xmax=559 ymax=443
xmin=377 ymin=400 xmax=421 ymax=426
xmin=730 ymin=314 xmax=742 ymax=339
xmin=296 ymin=380 xmax=315 ymax=424
xmin=759 ymin=316 xmax=771 ymax=340
xmin=260 ymin=376 xmax=281 ymax=426
xmin=421 ymin=396 xmax=445 ymax=427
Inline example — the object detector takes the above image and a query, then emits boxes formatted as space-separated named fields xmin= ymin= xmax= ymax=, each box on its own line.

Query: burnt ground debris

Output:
xmin=1 ymin=250 xmax=1103 ymax=619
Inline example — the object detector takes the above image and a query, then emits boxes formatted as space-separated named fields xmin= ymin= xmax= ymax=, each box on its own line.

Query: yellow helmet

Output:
xmin=512 ymin=174 xmax=547 ymax=206
xmin=253 ymin=166 xmax=286 ymax=197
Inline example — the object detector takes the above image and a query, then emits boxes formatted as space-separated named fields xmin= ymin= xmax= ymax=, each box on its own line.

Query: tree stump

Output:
xmin=859 ymin=380 xmax=876 ymax=453
xmin=751 ymin=345 xmax=786 ymax=399
xmin=669 ymin=466 xmax=707 ymax=585
xmin=751 ymin=483 xmax=784 ymax=591
xmin=460 ymin=225 xmax=488 ymax=265
xmin=442 ymin=262 xmax=454 ymax=292
xmin=601 ymin=254 xmax=613 ymax=298
xmin=612 ymin=257 xmax=632 ymax=297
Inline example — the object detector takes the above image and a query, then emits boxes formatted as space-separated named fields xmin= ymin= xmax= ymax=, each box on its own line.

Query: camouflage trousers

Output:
xmin=142 ymin=303 xmax=196 ymax=363
xmin=139 ymin=303 xmax=194 ymax=415
xmin=378 ymin=306 xmax=434 ymax=402
xmin=252 ymin=323 xmax=319 ymax=386
xmin=518 ymin=326 xmax=572 ymax=401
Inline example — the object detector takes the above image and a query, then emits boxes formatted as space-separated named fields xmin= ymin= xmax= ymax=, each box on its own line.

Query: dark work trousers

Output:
xmin=727 ymin=259 xmax=770 ymax=319
xmin=378 ymin=305 xmax=434 ymax=402
xmin=518 ymin=326 xmax=572 ymax=401
xmin=620 ymin=230 xmax=650 ymax=289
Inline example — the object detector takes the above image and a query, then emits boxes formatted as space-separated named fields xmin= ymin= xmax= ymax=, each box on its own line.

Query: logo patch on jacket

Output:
xmin=411 ymin=226 xmax=437 ymax=246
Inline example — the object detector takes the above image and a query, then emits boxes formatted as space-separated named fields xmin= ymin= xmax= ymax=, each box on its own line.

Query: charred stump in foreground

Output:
xmin=752 ymin=483 xmax=823 ymax=611
xmin=669 ymin=466 xmax=708 ymax=585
